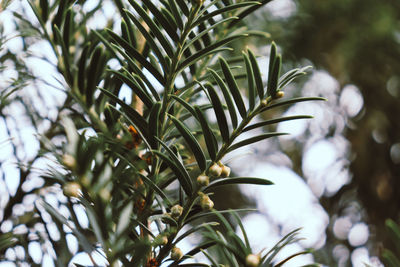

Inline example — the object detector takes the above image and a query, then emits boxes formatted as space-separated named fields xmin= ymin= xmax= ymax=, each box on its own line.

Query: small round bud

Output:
xmin=275 ymin=91 xmax=284 ymax=99
xmin=170 ymin=247 xmax=183 ymax=261
xmin=261 ymin=99 xmax=268 ymax=107
xmin=197 ymin=175 xmax=210 ymax=186
xmin=171 ymin=204 xmax=183 ymax=219
xmin=63 ymin=182 xmax=81 ymax=198
xmin=62 ymin=154 xmax=76 ymax=169
xmin=220 ymin=165 xmax=231 ymax=178
xmin=246 ymin=253 xmax=261 ymax=267
xmin=99 ymin=188 xmax=111 ymax=201
xmin=209 ymin=163 xmax=222 ymax=177
xmin=201 ymin=199 xmax=214 ymax=210
xmin=200 ymin=194 xmax=214 ymax=210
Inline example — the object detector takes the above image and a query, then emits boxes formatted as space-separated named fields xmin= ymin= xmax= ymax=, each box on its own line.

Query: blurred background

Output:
xmin=1 ymin=0 xmax=400 ymax=266
xmin=231 ymin=0 xmax=400 ymax=265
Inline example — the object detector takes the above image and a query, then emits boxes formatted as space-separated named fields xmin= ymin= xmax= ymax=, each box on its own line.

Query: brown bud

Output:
xmin=62 ymin=154 xmax=76 ymax=169
xmin=171 ymin=204 xmax=183 ymax=219
xmin=209 ymin=163 xmax=222 ymax=177
xmin=261 ymin=99 xmax=268 ymax=107
xmin=246 ymin=253 xmax=261 ymax=267
xmin=200 ymin=194 xmax=214 ymax=211
xmin=63 ymin=182 xmax=81 ymax=198
xmin=220 ymin=165 xmax=231 ymax=178
xmin=170 ymin=247 xmax=183 ymax=261
xmin=275 ymin=91 xmax=284 ymax=99
xmin=197 ymin=175 xmax=210 ymax=186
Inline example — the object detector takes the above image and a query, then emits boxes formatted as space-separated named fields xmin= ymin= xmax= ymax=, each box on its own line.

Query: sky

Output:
xmin=0 ymin=0 xmax=377 ymax=266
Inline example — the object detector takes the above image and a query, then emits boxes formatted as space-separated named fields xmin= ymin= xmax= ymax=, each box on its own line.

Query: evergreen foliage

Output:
xmin=0 ymin=0 xmax=323 ymax=266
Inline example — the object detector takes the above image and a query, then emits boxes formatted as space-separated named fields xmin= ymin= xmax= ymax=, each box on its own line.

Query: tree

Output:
xmin=245 ymin=0 xmax=400 ymax=265
xmin=0 ymin=0 xmax=322 ymax=266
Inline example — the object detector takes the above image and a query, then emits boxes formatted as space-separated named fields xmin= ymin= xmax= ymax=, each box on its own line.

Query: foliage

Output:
xmin=0 ymin=0 xmax=323 ymax=266
xmin=381 ymin=219 xmax=400 ymax=267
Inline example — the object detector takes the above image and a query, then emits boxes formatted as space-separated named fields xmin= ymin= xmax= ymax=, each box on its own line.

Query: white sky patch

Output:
xmin=348 ymin=222 xmax=369 ymax=247
xmin=351 ymin=247 xmax=371 ymax=267
xmin=303 ymin=140 xmax=337 ymax=175
xmin=28 ymin=241 xmax=42 ymax=264
xmin=340 ymin=84 xmax=364 ymax=117
xmin=239 ymin=164 xmax=328 ymax=250
xmin=263 ymin=0 xmax=297 ymax=19
xmin=333 ymin=216 xmax=353 ymax=240
xmin=68 ymin=251 xmax=108 ymax=267
xmin=238 ymin=213 xmax=280 ymax=252
xmin=3 ymin=164 xmax=20 ymax=196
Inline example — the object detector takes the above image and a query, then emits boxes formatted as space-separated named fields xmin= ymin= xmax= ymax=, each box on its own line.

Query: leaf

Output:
xmin=212 ymin=211 xmax=249 ymax=255
xmin=194 ymin=106 xmax=218 ymax=161
xmin=120 ymin=19 xmax=134 ymax=46
xmin=278 ymin=66 xmax=311 ymax=89
xmin=186 ymin=241 xmax=217 ymax=258
xmin=116 ymin=152 xmax=172 ymax=205
xmin=267 ymin=42 xmax=277 ymax=97
xmin=248 ymin=49 xmax=264 ymax=100
xmin=242 ymin=52 xmax=256 ymax=110
xmin=194 ymin=1 xmax=260 ymax=27
xmin=386 ymin=219 xmax=400 ymax=254
xmin=269 ymin=54 xmax=282 ymax=98
xmin=204 ymin=177 xmax=273 ymax=191
xmin=232 ymin=212 xmax=250 ymax=250
xmin=78 ymin=44 xmax=90 ymax=95
xmin=53 ymin=25 xmax=73 ymax=84
xmin=174 ymin=222 xmax=219 ymax=245
xmin=123 ymin=9 xmax=168 ymax=70
xmin=227 ymin=132 xmax=288 ymax=153
xmin=170 ymin=95 xmax=198 ymax=120
xmin=39 ymin=0 xmax=49 ymax=21
xmin=200 ymin=246 xmax=219 ymax=266
xmin=175 ymin=0 xmax=189 ymax=17
xmin=63 ymin=8 xmax=73 ymax=48
xmin=152 ymin=149 xmax=192 ymax=196
xmin=185 ymin=208 xmax=256 ymax=224
xmin=166 ymin=0 xmax=183 ymax=30
xmin=107 ymin=105 xmax=152 ymax=150
xmin=263 ymin=228 xmax=301 ymax=264
xmin=41 ymin=201 xmax=94 ymax=254
xmin=148 ymin=102 xmax=162 ymax=149
xmin=260 ymin=97 xmax=327 ymax=113
xmin=209 ymin=68 xmax=238 ymax=129
xmin=106 ymin=29 xmax=165 ymax=85
xmin=382 ymin=249 xmax=400 ymax=267
xmin=115 ymin=201 xmax=133 ymax=237
xmin=141 ymin=0 xmax=179 ymax=42
xmin=178 ymin=34 xmax=246 ymax=73
xmin=228 ymin=0 xmax=270 ymax=28
xmin=243 ymin=115 xmax=313 ymax=132
xmin=99 ymin=88 xmax=148 ymax=135
xmin=109 ymin=69 xmax=154 ymax=109
xmin=52 ymin=0 xmax=68 ymax=28
xmin=127 ymin=0 xmax=174 ymax=56
xmin=0 ymin=232 xmax=17 ymax=252
xmin=93 ymin=30 xmax=161 ymax=96
xmin=275 ymin=250 xmax=314 ymax=267
xmin=183 ymin=17 xmax=238 ymax=52
xmin=219 ymin=57 xmax=247 ymax=118
xmin=203 ymin=83 xmax=230 ymax=143
xmin=170 ymin=115 xmax=207 ymax=172
xmin=86 ymin=46 xmax=105 ymax=106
